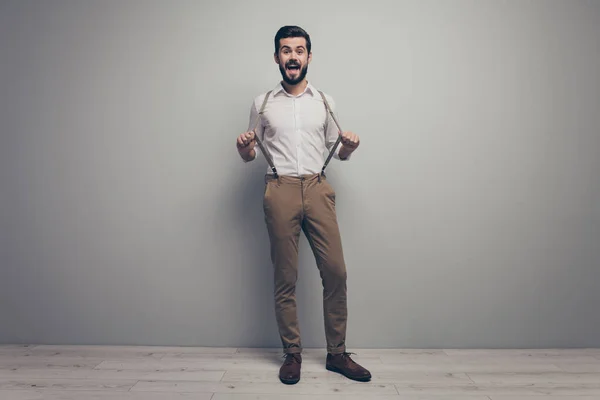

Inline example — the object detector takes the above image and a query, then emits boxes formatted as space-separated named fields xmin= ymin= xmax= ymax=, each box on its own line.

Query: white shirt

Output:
xmin=245 ymin=81 xmax=351 ymax=176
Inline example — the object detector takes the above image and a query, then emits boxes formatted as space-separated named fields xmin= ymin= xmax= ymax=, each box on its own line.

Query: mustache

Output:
xmin=286 ymin=61 xmax=301 ymax=67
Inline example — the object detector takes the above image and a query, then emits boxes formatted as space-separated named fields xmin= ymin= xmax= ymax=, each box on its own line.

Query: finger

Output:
xmin=343 ymin=135 xmax=356 ymax=147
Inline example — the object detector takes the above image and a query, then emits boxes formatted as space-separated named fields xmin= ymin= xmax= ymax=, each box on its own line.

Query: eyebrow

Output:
xmin=281 ymin=45 xmax=306 ymax=50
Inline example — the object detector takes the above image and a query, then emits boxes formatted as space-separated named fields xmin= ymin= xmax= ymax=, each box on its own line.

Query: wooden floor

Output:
xmin=1 ymin=345 xmax=600 ymax=399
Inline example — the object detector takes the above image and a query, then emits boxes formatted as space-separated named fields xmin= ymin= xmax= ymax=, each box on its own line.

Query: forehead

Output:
xmin=279 ymin=37 xmax=307 ymax=49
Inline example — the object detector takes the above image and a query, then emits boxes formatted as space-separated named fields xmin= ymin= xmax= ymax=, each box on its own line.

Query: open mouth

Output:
xmin=286 ymin=64 xmax=301 ymax=73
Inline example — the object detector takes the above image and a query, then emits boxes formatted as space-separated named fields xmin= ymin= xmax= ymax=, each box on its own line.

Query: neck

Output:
xmin=281 ymin=79 xmax=308 ymax=96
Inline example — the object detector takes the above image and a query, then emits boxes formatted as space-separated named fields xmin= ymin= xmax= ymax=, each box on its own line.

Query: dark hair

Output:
xmin=274 ymin=25 xmax=311 ymax=54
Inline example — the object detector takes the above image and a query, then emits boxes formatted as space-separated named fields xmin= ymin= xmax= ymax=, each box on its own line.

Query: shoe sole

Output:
xmin=279 ymin=377 xmax=300 ymax=385
xmin=326 ymin=364 xmax=372 ymax=382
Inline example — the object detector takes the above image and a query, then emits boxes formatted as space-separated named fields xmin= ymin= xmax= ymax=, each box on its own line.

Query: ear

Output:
xmin=274 ymin=53 xmax=280 ymax=64
xmin=308 ymin=52 xmax=312 ymax=64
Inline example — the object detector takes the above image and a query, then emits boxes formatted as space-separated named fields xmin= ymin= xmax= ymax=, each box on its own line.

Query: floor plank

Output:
xmin=554 ymin=362 xmax=600 ymax=373
xmin=490 ymin=397 xmax=600 ymax=400
xmin=27 ymin=345 xmax=235 ymax=359
xmin=0 ymin=367 xmax=225 ymax=381
xmin=467 ymin=371 xmax=600 ymax=384
xmin=443 ymin=348 xmax=600 ymax=357
xmin=0 ymin=378 xmax=138 ymax=391
xmin=0 ymin=356 xmax=107 ymax=370
xmin=222 ymin=369 xmax=473 ymax=385
xmin=0 ymin=345 xmax=38 ymax=356
xmin=0 ymin=390 xmax=213 ymax=400
xmin=392 ymin=382 xmax=600 ymax=396
xmin=130 ymin=380 xmax=398 ymax=395
xmin=212 ymin=395 xmax=488 ymax=400
xmin=95 ymin=354 xmax=378 ymax=373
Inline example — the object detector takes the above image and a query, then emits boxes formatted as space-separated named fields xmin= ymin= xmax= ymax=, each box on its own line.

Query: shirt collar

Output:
xmin=272 ymin=81 xmax=317 ymax=98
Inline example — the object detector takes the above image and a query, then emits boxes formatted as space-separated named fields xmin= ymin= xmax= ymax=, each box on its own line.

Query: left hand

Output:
xmin=340 ymin=131 xmax=360 ymax=151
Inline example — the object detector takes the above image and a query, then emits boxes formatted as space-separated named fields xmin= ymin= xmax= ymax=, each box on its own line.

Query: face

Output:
xmin=275 ymin=37 xmax=312 ymax=85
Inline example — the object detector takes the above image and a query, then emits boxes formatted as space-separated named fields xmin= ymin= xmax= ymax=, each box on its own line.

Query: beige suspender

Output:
xmin=251 ymin=90 xmax=278 ymax=177
xmin=251 ymin=88 xmax=344 ymax=177
xmin=317 ymin=90 xmax=345 ymax=175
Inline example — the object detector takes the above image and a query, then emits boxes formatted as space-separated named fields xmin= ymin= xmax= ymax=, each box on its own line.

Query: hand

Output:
xmin=236 ymin=131 xmax=256 ymax=152
xmin=340 ymin=131 xmax=360 ymax=151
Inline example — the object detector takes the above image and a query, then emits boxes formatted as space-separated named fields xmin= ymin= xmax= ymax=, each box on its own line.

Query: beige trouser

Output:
xmin=263 ymin=172 xmax=348 ymax=355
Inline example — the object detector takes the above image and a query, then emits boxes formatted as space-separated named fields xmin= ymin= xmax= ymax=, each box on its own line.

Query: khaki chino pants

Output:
xmin=263 ymin=173 xmax=348 ymax=355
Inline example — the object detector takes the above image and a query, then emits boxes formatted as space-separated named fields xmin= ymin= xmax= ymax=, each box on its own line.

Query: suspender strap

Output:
xmin=251 ymin=89 xmax=344 ymax=178
xmin=251 ymin=90 xmax=278 ymax=177
xmin=318 ymin=90 xmax=344 ymax=176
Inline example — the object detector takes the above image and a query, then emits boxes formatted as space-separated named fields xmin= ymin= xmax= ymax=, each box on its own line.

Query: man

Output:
xmin=235 ymin=25 xmax=371 ymax=385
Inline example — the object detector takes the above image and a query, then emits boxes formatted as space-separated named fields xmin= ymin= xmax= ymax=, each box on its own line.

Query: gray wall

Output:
xmin=1 ymin=0 xmax=599 ymax=349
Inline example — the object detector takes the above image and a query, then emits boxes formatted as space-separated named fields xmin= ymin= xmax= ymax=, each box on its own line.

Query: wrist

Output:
xmin=338 ymin=145 xmax=354 ymax=160
xmin=239 ymin=148 xmax=255 ymax=161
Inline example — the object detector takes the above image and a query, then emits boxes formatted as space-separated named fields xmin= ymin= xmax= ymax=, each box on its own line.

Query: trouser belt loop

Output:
xmin=265 ymin=173 xmax=280 ymax=186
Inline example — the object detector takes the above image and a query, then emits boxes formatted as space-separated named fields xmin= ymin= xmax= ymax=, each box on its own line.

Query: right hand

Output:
xmin=236 ymin=131 xmax=256 ymax=152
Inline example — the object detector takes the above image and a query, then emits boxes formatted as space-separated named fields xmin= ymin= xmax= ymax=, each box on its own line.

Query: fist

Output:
xmin=236 ymin=131 xmax=256 ymax=151
xmin=340 ymin=131 xmax=360 ymax=150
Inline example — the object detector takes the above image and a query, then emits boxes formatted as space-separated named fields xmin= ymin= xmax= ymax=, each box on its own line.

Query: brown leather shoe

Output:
xmin=279 ymin=353 xmax=302 ymax=384
xmin=326 ymin=352 xmax=371 ymax=382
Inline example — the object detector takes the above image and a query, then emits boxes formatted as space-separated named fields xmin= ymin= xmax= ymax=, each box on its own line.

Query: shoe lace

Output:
xmin=341 ymin=352 xmax=358 ymax=365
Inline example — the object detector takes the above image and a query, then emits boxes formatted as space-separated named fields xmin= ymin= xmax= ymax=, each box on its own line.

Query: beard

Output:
xmin=279 ymin=61 xmax=308 ymax=85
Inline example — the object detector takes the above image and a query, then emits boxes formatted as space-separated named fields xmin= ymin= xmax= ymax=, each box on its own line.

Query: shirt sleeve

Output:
xmin=244 ymin=96 xmax=263 ymax=162
xmin=324 ymin=95 xmax=351 ymax=161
